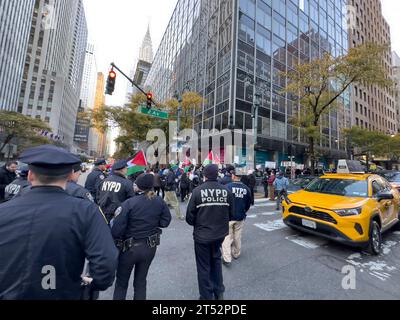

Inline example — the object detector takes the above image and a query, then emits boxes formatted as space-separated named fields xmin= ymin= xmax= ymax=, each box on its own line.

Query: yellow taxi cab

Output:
xmin=282 ymin=160 xmax=400 ymax=255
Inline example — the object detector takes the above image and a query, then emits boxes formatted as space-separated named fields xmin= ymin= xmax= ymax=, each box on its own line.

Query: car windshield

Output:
xmin=381 ymin=172 xmax=400 ymax=183
xmin=304 ymin=178 xmax=368 ymax=197
xmin=291 ymin=178 xmax=312 ymax=187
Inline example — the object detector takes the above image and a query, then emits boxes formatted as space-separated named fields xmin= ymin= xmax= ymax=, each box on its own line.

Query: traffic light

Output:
xmin=105 ymin=70 xmax=117 ymax=95
xmin=146 ymin=92 xmax=153 ymax=109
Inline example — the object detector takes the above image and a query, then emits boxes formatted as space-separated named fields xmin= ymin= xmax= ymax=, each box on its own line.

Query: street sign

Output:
xmin=138 ymin=106 xmax=169 ymax=120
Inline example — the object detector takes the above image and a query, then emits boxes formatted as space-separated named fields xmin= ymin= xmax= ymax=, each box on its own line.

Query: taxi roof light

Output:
xmin=337 ymin=160 xmax=365 ymax=174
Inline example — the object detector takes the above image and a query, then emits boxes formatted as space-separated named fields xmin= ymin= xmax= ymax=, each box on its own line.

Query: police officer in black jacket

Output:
xmin=4 ymin=165 xmax=31 ymax=201
xmin=111 ymin=173 xmax=172 ymax=300
xmin=97 ymin=160 xmax=135 ymax=223
xmin=220 ymin=165 xmax=235 ymax=185
xmin=0 ymin=145 xmax=118 ymax=300
xmin=85 ymin=159 xmax=107 ymax=202
xmin=186 ymin=164 xmax=234 ymax=300
xmin=66 ymin=163 xmax=94 ymax=202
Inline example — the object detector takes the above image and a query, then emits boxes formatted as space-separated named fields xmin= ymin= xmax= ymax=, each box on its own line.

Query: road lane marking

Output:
xmin=285 ymin=234 xmax=328 ymax=249
xmin=254 ymin=219 xmax=287 ymax=232
xmin=345 ymin=240 xmax=398 ymax=282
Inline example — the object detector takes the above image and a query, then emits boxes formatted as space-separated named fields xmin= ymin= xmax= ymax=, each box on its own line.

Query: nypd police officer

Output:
xmin=66 ymin=162 xmax=94 ymax=202
xmin=4 ymin=165 xmax=31 ymax=201
xmin=111 ymin=173 xmax=172 ymax=300
xmin=97 ymin=160 xmax=135 ymax=223
xmin=85 ymin=159 xmax=107 ymax=202
xmin=186 ymin=164 xmax=234 ymax=300
xmin=0 ymin=145 xmax=118 ymax=300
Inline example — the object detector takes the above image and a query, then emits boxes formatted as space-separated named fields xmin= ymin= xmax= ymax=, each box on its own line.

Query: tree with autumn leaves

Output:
xmin=0 ymin=111 xmax=52 ymax=157
xmin=283 ymin=43 xmax=393 ymax=172
xmin=90 ymin=91 xmax=204 ymax=159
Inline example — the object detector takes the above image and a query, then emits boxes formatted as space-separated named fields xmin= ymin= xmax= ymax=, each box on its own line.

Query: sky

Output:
xmin=82 ymin=0 xmax=400 ymax=107
xmin=381 ymin=0 xmax=400 ymax=56
xmin=83 ymin=0 xmax=177 ymax=107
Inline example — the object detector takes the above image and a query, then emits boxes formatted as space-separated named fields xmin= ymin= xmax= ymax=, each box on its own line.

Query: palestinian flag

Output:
xmin=127 ymin=150 xmax=148 ymax=176
xmin=203 ymin=151 xmax=221 ymax=166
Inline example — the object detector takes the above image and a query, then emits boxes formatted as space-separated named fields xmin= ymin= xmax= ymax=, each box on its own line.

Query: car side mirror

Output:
xmin=377 ymin=191 xmax=394 ymax=202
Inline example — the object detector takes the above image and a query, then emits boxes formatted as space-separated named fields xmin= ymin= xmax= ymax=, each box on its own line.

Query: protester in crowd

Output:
xmin=268 ymin=171 xmax=276 ymax=201
xmin=273 ymin=172 xmax=289 ymax=211
xmin=0 ymin=161 xmax=18 ymax=203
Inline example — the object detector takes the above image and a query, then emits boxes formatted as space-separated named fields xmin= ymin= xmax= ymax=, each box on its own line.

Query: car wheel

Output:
xmin=368 ymin=221 xmax=382 ymax=256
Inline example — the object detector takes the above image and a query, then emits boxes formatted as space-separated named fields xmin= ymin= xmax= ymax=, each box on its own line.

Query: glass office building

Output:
xmin=145 ymin=0 xmax=351 ymax=166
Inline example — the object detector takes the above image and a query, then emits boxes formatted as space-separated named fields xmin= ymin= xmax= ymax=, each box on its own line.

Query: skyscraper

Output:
xmin=18 ymin=0 xmax=88 ymax=149
xmin=348 ymin=0 xmax=396 ymax=134
xmin=139 ymin=25 xmax=154 ymax=64
xmin=145 ymin=0 xmax=350 ymax=167
xmin=94 ymin=72 xmax=107 ymax=157
xmin=73 ymin=42 xmax=98 ymax=154
xmin=393 ymin=51 xmax=400 ymax=132
xmin=126 ymin=25 xmax=154 ymax=103
xmin=0 ymin=0 xmax=35 ymax=111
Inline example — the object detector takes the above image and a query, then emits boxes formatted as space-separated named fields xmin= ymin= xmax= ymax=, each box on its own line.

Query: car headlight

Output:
xmin=334 ymin=207 xmax=362 ymax=217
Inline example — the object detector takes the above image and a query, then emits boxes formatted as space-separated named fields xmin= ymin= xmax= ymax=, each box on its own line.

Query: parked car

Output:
xmin=376 ymin=171 xmax=400 ymax=192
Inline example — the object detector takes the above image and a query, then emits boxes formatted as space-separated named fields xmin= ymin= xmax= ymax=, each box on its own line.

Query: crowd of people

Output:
xmin=0 ymin=147 xmax=312 ymax=301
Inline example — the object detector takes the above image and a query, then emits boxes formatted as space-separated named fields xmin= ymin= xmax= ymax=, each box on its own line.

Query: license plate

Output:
xmin=302 ymin=219 xmax=317 ymax=229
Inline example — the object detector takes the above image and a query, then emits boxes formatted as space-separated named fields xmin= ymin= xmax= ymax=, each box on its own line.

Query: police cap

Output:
xmin=95 ymin=159 xmax=107 ymax=166
xmin=19 ymin=165 xmax=30 ymax=177
xmin=19 ymin=144 xmax=81 ymax=177
xmin=112 ymin=160 xmax=127 ymax=171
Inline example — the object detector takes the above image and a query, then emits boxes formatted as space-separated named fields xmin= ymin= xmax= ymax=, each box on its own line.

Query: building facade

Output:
xmin=18 ymin=0 xmax=88 ymax=149
xmin=348 ymin=0 xmax=396 ymax=134
xmin=0 ymin=0 xmax=35 ymax=111
xmin=393 ymin=51 xmax=400 ymax=133
xmin=145 ymin=0 xmax=350 ymax=167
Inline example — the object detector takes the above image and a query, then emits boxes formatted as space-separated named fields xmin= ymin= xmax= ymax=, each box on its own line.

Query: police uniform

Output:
xmin=186 ymin=164 xmax=234 ymax=300
xmin=66 ymin=181 xmax=94 ymax=203
xmin=66 ymin=163 xmax=94 ymax=203
xmin=84 ymin=159 xmax=107 ymax=202
xmin=97 ymin=160 xmax=135 ymax=223
xmin=4 ymin=166 xmax=31 ymax=201
xmin=0 ymin=145 xmax=118 ymax=300
xmin=111 ymin=174 xmax=172 ymax=300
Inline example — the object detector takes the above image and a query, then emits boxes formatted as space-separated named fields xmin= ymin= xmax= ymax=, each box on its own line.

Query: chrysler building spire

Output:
xmin=139 ymin=24 xmax=153 ymax=63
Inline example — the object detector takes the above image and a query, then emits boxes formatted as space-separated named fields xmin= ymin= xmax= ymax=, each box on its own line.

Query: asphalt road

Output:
xmin=79 ymin=172 xmax=400 ymax=300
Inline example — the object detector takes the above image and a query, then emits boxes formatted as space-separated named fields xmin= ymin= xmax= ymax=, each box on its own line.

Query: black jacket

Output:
xmin=4 ymin=177 xmax=30 ymax=201
xmin=186 ymin=180 xmax=234 ymax=244
xmin=0 ymin=166 xmax=17 ymax=202
xmin=165 ymin=171 xmax=176 ymax=191
xmin=0 ymin=186 xmax=118 ymax=300
xmin=248 ymin=174 xmax=257 ymax=189
xmin=111 ymin=193 xmax=172 ymax=240
xmin=66 ymin=182 xmax=94 ymax=202
xmin=226 ymin=182 xmax=252 ymax=221
xmin=220 ymin=174 xmax=233 ymax=186
xmin=84 ymin=168 xmax=106 ymax=201
xmin=97 ymin=173 xmax=135 ymax=222
xmin=180 ymin=173 xmax=190 ymax=189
